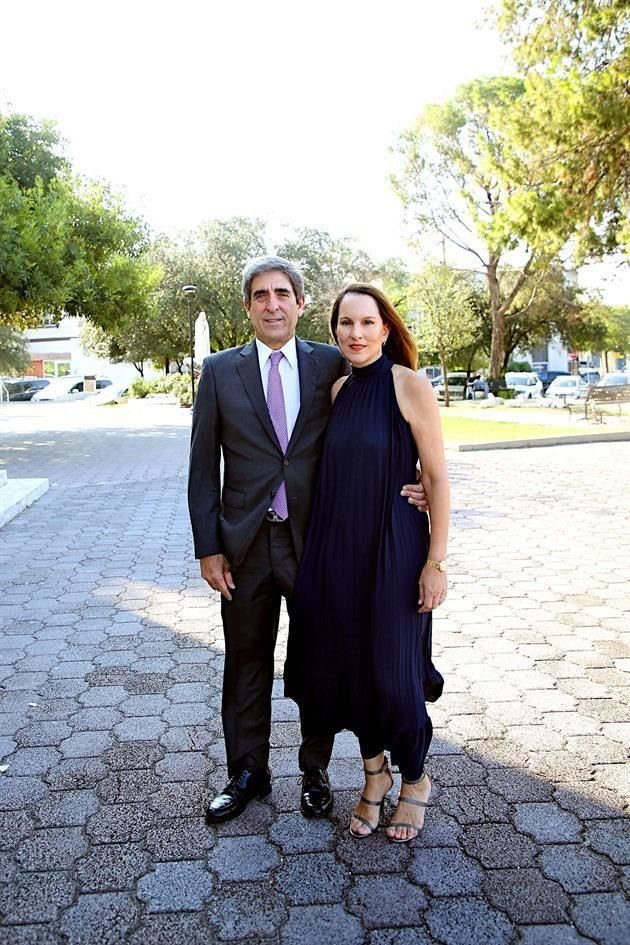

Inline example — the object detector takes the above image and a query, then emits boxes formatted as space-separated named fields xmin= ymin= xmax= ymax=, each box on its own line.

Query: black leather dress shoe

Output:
xmin=205 ymin=767 xmax=272 ymax=824
xmin=301 ymin=767 xmax=333 ymax=818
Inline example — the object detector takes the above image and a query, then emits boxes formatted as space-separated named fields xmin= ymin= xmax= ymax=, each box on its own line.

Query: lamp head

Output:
xmin=182 ymin=285 xmax=197 ymax=298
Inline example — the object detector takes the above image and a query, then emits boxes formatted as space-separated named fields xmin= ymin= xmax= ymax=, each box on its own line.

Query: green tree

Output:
xmin=0 ymin=326 xmax=30 ymax=375
xmin=78 ymin=259 xmax=163 ymax=377
xmin=148 ymin=238 xmax=198 ymax=370
xmin=0 ymin=112 xmax=67 ymax=191
xmin=486 ymin=266 xmax=588 ymax=369
xmin=144 ymin=219 xmax=267 ymax=370
xmin=497 ymin=0 xmax=629 ymax=256
xmin=193 ymin=218 xmax=268 ymax=350
xmin=392 ymin=78 xmax=567 ymax=382
xmin=566 ymin=301 xmax=630 ymax=370
xmin=0 ymin=175 xmax=72 ymax=328
xmin=412 ymin=264 xmax=478 ymax=406
xmin=601 ymin=304 xmax=630 ymax=356
xmin=0 ymin=110 xmax=155 ymax=337
xmin=79 ymin=320 xmax=111 ymax=360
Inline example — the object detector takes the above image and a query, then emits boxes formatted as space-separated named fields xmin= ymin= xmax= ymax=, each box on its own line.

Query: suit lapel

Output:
xmin=288 ymin=338 xmax=320 ymax=452
xmin=236 ymin=340 xmax=281 ymax=449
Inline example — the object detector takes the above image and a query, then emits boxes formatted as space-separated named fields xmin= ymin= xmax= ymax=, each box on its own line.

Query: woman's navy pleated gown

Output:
xmin=285 ymin=354 xmax=443 ymax=778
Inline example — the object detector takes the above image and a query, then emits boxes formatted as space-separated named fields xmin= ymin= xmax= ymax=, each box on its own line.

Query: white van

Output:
xmin=31 ymin=377 xmax=112 ymax=402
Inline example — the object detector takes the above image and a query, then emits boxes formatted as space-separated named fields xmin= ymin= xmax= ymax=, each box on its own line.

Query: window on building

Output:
xmin=43 ymin=360 xmax=71 ymax=377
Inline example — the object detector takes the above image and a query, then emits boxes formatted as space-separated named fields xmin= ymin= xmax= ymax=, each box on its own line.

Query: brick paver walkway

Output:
xmin=0 ymin=401 xmax=628 ymax=944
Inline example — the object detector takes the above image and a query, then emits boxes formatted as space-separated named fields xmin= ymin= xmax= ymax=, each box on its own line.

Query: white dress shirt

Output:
xmin=255 ymin=336 xmax=301 ymax=440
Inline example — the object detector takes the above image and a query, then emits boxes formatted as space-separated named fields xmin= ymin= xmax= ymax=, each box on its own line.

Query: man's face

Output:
xmin=244 ymin=271 xmax=304 ymax=349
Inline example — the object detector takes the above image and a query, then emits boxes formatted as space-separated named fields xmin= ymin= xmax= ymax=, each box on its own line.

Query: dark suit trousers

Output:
xmin=221 ymin=518 xmax=334 ymax=777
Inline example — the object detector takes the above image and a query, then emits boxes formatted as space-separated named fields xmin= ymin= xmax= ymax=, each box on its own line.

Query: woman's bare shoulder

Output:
xmin=392 ymin=365 xmax=434 ymax=398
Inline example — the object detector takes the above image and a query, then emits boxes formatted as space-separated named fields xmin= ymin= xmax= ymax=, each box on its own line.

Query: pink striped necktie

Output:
xmin=267 ymin=350 xmax=289 ymax=519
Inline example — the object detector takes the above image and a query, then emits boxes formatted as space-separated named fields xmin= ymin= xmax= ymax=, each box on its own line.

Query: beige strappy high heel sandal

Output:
xmin=387 ymin=771 xmax=432 ymax=843
xmin=349 ymin=756 xmax=394 ymax=838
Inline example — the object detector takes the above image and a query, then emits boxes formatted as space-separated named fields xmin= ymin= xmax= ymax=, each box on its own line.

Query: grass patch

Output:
xmin=441 ymin=415 xmax=587 ymax=444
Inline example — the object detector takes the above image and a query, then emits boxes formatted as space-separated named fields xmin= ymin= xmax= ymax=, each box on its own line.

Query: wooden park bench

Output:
xmin=568 ymin=383 xmax=630 ymax=422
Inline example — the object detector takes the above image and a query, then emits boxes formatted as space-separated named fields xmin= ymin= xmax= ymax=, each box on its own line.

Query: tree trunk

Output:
xmin=164 ymin=357 xmax=170 ymax=375
xmin=440 ymin=356 xmax=450 ymax=407
xmin=487 ymin=259 xmax=504 ymax=381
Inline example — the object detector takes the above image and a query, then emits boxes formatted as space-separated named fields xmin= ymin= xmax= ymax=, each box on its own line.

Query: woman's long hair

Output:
xmin=330 ymin=283 xmax=418 ymax=370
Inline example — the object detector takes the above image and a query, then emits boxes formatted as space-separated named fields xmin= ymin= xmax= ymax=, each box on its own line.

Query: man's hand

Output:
xmin=401 ymin=479 xmax=428 ymax=513
xmin=200 ymin=554 xmax=235 ymax=601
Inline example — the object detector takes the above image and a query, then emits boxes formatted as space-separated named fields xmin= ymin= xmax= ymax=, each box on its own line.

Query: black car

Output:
xmin=3 ymin=378 xmax=50 ymax=401
xmin=536 ymin=370 xmax=571 ymax=393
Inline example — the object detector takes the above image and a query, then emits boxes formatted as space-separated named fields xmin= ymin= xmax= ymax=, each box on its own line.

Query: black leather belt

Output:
xmin=265 ymin=510 xmax=287 ymax=523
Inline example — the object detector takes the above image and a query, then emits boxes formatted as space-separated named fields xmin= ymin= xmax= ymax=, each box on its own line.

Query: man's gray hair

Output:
xmin=241 ymin=255 xmax=305 ymax=304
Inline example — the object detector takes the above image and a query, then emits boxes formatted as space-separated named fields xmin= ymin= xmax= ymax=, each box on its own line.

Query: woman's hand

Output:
xmin=418 ymin=565 xmax=447 ymax=613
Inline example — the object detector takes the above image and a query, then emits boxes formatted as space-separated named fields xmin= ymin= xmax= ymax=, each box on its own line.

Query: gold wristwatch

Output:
xmin=426 ymin=559 xmax=447 ymax=573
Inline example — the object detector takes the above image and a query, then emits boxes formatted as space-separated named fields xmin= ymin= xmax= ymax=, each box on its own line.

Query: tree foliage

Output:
xmin=0 ymin=110 xmax=156 ymax=335
xmin=392 ymin=77 xmax=565 ymax=379
xmin=192 ymin=217 xmax=268 ymax=350
xmin=140 ymin=221 xmax=399 ymax=363
xmin=560 ymin=299 xmax=630 ymax=355
xmin=600 ymin=304 xmax=630 ymax=354
xmin=497 ymin=0 xmax=630 ymax=256
xmin=412 ymin=264 xmax=478 ymax=405
xmin=0 ymin=325 xmax=30 ymax=375
xmin=0 ymin=113 xmax=67 ymax=190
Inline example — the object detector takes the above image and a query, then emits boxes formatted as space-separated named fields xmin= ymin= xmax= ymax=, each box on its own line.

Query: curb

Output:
xmin=0 ymin=474 xmax=49 ymax=528
xmin=453 ymin=431 xmax=630 ymax=452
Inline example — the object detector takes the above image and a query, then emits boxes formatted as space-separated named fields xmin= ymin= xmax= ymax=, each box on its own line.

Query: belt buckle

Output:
xmin=265 ymin=510 xmax=285 ymax=523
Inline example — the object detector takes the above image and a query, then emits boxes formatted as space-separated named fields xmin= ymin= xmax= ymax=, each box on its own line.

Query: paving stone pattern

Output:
xmin=0 ymin=403 xmax=628 ymax=944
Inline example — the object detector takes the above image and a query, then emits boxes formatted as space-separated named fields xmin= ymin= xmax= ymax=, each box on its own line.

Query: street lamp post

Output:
xmin=182 ymin=284 xmax=197 ymax=404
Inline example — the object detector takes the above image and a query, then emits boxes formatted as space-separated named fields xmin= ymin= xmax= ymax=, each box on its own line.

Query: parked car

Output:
xmin=580 ymin=369 xmax=601 ymax=385
xmin=504 ymin=371 xmax=543 ymax=399
xmin=596 ymin=372 xmax=630 ymax=388
xmin=432 ymin=371 xmax=469 ymax=401
xmin=93 ymin=382 xmax=129 ymax=405
xmin=31 ymin=377 xmax=112 ymax=401
xmin=2 ymin=378 xmax=50 ymax=401
xmin=418 ymin=365 xmax=442 ymax=381
xmin=536 ymin=369 xmax=571 ymax=392
xmin=545 ymin=375 xmax=589 ymax=403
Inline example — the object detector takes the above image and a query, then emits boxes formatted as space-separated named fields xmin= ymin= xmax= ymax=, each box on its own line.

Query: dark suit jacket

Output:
xmin=188 ymin=337 xmax=346 ymax=568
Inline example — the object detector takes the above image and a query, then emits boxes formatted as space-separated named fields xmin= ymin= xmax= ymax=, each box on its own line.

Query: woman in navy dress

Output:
xmin=286 ymin=284 xmax=450 ymax=842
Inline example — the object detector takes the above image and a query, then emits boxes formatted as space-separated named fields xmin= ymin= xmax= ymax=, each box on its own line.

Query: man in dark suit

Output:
xmin=189 ymin=256 xmax=424 ymax=823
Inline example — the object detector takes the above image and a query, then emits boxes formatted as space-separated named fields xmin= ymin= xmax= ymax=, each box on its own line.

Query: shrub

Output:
xmin=129 ymin=378 xmax=152 ymax=398
xmin=168 ymin=373 xmax=194 ymax=407
xmin=128 ymin=372 xmax=196 ymax=407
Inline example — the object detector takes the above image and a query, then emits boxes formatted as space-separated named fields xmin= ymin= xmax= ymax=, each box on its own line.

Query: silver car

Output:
xmin=545 ymin=375 xmax=589 ymax=404
xmin=597 ymin=372 xmax=630 ymax=388
xmin=505 ymin=372 xmax=543 ymax=398
xmin=432 ymin=372 xmax=468 ymax=401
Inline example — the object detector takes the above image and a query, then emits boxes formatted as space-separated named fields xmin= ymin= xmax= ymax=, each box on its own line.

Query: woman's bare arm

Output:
xmin=393 ymin=366 xmax=450 ymax=612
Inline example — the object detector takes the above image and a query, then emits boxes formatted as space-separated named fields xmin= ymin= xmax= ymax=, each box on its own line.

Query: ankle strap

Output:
xmin=363 ymin=755 xmax=389 ymax=776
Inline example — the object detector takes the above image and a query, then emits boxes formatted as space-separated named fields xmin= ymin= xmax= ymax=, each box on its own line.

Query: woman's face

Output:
xmin=335 ymin=293 xmax=389 ymax=367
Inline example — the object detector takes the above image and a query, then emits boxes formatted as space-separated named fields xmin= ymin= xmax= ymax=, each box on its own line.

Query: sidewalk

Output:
xmin=1 ymin=402 xmax=628 ymax=944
